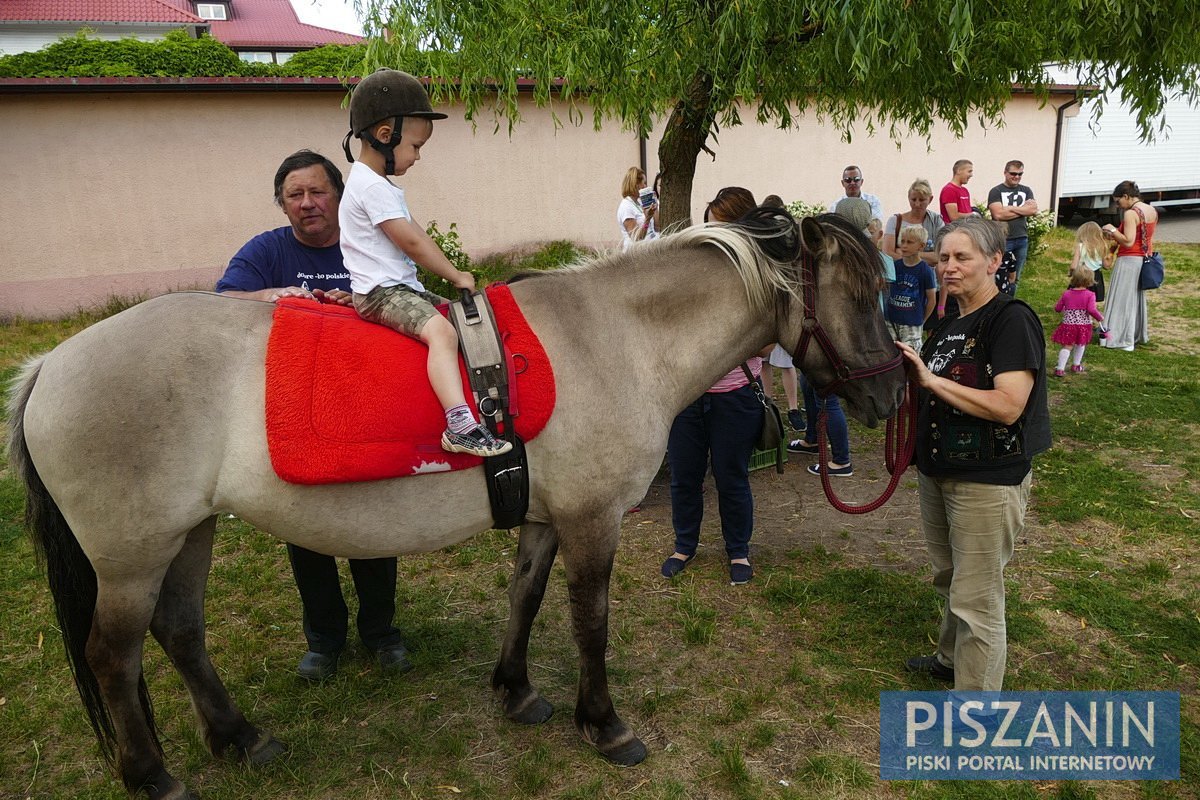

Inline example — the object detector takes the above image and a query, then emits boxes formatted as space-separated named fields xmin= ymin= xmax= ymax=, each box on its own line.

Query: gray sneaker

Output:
xmin=441 ymin=425 xmax=513 ymax=457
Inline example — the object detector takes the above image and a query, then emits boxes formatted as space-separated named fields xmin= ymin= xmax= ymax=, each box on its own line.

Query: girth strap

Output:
xmin=448 ymin=289 xmax=529 ymax=528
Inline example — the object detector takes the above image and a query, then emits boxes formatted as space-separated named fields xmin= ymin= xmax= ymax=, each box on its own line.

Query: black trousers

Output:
xmin=286 ymin=544 xmax=404 ymax=655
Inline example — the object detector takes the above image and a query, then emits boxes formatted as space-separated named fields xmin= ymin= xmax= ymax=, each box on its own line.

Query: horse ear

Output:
xmin=799 ymin=216 xmax=825 ymax=254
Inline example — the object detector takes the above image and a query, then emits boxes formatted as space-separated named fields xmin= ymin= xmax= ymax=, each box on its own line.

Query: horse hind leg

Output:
xmin=492 ymin=520 xmax=557 ymax=725
xmin=149 ymin=517 xmax=284 ymax=768
xmin=558 ymin=517 xmax=647 ymax=766
xmin=87 ymin=563 xmax=188 ymax=798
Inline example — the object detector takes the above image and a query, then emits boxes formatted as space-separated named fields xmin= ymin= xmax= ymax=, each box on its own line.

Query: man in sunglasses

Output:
xmin=829 ymin=165 xmax=883 ymax=224
xmin=987 ymin=160 xmax=1039 ymax=293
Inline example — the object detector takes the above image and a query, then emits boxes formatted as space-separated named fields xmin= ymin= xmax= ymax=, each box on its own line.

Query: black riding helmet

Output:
xmin=342 ymin=69 xmax=447 ymax=175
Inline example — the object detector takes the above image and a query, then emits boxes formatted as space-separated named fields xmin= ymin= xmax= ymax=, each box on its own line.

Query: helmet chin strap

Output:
xmin=361 ymin=119 xmax=405 ymax=175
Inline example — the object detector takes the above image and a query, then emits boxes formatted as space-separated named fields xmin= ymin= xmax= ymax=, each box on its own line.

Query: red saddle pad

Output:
xmin=265 ymin=284 xmax=555 ymax=484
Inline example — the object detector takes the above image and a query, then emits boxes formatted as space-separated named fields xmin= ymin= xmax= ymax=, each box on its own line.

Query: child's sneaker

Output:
xmin=1054 ymin=368 xmax=1066 ymax=378
xmin=441 ymin=425 xmax=513 ymax=457
xmin=1071 ymin=364 xmax=1085 ymax=373
xmin=1098 ymin=325 xmax=1110 ymax=340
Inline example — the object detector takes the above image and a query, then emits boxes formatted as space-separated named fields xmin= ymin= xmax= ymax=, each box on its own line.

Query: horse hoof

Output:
xmin=600 ymin=735 xmax=648 ymax=767
xmin=506 ymin=693 xmax=554 ymax=725
xmin=246 ymin=734 xmax=287 ymax=766
xmin=578 ymin=720 xmax=648 ymax=766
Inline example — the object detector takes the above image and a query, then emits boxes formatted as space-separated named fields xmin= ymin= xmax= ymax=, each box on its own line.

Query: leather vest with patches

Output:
xmin=920 ymin=295 xmax=1034 ymax=471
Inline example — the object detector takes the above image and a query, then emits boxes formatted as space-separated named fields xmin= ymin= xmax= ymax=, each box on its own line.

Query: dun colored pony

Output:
xmin=8 ymin=211 xmax=905 ymax=798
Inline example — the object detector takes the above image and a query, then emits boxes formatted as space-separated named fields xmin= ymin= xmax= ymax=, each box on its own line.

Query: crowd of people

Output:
xmin=616 ymin=161 xmax=1158 ymax=694
xmin=213 ymin=67 xmax=1153 ymax=699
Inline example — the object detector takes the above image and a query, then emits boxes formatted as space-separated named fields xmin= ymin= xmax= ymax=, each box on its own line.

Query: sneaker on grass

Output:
xmin=441 ymin=425 xmax=513 ymax=457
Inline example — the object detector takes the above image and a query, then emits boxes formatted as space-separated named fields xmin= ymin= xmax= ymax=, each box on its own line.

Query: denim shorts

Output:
xmin=354 ymin=283 xmax=443 ymax=337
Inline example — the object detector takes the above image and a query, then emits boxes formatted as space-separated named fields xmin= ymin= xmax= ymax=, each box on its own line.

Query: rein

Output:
xmin=789 ymin=243 xmax=915 ymax=513
xmin=814 ymin=382 xmax=918 ymax=514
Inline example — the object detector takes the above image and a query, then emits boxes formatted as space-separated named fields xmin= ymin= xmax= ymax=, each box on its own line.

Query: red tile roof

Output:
xmin=0 ymin=1 xmax=362 ymax=47
xmin=204 ymin=0 xmax=361 ymax=48
xmin=0 ymin=1 xmax=202 ymax=23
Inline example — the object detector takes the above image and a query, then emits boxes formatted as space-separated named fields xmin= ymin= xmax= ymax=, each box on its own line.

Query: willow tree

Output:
xmin=358 ymin=0 xmax=1200 ymax=227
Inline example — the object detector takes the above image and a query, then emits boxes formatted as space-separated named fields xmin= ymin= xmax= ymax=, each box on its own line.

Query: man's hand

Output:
xmin=266 ymin=286 xmax=315 ymax=302
xmin=312 ymin=288 xmax=353 ymax=306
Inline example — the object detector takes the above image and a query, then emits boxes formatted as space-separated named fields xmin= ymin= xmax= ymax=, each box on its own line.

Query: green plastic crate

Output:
xmin=748 ymin=447 xmax=787 ymax=472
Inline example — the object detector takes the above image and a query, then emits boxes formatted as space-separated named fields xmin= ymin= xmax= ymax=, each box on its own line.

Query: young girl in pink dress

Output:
xmin=1052 ymin=263 xmax=1105 ymax=376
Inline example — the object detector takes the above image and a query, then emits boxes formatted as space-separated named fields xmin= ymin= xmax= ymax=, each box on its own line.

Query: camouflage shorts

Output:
xmin=354 ymin=283 xmax=443 ymax=337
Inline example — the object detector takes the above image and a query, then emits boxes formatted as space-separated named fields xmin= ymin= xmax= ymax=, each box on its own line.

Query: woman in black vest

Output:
xmin=895 ymin=217 xmax=1051 ymax=691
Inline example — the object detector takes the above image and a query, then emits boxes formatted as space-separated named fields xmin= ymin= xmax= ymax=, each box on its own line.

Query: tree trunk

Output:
xmin=655 ymin=71 xmax=715 ymax=230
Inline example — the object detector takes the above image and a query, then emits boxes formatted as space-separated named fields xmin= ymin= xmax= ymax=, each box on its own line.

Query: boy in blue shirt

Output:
xmin=340 ymin=69 xmax=511 ymax=458
xmin=886 ymin=225 xmax=938 ymax=350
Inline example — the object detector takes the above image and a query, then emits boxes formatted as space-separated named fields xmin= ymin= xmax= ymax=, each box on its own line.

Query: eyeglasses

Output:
xmin=842 ymin=177 xmax=863 ymax=184
xmin=1007 ymin=171 xmax=1024 ymax=177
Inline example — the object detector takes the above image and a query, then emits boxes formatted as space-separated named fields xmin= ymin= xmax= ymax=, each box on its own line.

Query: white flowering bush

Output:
xmin=785 ymin=200 xmax=827 ymax=220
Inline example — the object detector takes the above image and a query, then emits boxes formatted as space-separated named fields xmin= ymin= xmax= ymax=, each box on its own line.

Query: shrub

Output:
xmin=276 ymin=44 xmax=367 ymax=77
xmin=785 ymin=200 xmax=827 ymax=219
xmin=420 ymin=222 xmax=584 ymax=298
xmin=0 ymin=29 xmax=363 ymax=78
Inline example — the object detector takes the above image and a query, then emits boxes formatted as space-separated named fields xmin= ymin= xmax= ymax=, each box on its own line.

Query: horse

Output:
xmin=7 ymin=210 xmax=905 ymax=798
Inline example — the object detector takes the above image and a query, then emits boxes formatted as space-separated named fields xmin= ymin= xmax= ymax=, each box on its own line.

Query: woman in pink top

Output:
xmin=1101 ymin=180 xmax=1157 ymax=351
xmin=661 ymin=187 xmax=767 ymax=586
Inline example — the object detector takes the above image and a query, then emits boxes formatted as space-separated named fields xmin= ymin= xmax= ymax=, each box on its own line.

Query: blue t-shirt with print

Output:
xmin=216 ymin=226 xmax=349 ymax=293
xmin=886 ymin=257 xmax=937 ymax=326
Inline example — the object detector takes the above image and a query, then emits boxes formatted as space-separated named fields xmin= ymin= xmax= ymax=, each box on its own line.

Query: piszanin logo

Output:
xmin=880 ymin=691 xmax=1179 ymax=780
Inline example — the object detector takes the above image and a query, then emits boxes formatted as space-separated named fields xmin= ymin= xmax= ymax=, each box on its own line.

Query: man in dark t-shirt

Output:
xmin=986 ymin=160 xmax=1038 ymax=293
xmin=217 ymin=150 xmax=411 ymax=682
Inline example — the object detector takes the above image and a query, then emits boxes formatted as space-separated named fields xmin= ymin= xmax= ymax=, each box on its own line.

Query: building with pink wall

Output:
xmin=0 ymin=77 xmax=1079 ymax=318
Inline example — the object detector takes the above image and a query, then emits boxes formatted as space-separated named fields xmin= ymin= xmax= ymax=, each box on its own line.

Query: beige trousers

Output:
xmin=917 ymin=472 xmax=1031 ymax=691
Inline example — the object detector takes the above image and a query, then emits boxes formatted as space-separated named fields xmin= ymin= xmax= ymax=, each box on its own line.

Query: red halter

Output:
xmin=789 ymin=246 xmax=917 ymax=514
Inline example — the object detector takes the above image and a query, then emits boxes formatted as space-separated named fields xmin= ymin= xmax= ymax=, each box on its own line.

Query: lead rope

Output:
xmin=814 ymin=380 xmax=918 ymax=514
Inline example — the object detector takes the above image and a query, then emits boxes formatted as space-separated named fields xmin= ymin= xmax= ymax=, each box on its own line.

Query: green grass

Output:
xmin=3 ymin=237 xmax=1200 ymax=798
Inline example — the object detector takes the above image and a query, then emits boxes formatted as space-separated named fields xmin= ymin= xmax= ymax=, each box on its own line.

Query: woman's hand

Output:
xmin=895 ymin=340 xmax=935 ymax=388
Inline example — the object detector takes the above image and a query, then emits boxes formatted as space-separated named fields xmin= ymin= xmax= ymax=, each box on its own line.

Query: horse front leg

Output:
xmin=559 ymin=518 xmax=647 ymax=766
xmin=492 ymin=520 xmax=557 ymax=725
xmin=149 ymin=517 xmax=284 ymax=767
xmin=88 ymin=574 xmax=188 ymax=799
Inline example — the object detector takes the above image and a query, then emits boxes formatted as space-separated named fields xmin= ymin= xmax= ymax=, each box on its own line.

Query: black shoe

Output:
xmin=787 ymin=409 xmax=806 ymax=432
xmin=729 ymin=562 xmax=753 ymax=586
xmin=375 ymin=643 xmax=414 ymax=675
xmin=660 ymin=554 xmax=694 ymax=578
xmin=905 ymin=654 xmax=954 ymax=683
xmin=787 ymin=439 xmax=818 ymax=455
xmin=297 ymin=650 xmax=339 ymax=681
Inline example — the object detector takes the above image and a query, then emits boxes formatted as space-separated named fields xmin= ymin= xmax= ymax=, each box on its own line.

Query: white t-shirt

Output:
xmin=828 ymin=191 xmax=883 ymax=223
xmin=339 ymin=161 xmax=426 ymax=295
xmin=617 ymin=196 xmax=656 ymax=251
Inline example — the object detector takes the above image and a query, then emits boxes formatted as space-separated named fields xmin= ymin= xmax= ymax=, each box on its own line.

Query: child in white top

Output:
xmin=340 ymin=69 xmax=511 ymax=458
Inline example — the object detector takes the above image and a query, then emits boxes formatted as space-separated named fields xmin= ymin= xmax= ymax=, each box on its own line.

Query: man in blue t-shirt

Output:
xmin=217 ymin=150 xmax=411 ymax=681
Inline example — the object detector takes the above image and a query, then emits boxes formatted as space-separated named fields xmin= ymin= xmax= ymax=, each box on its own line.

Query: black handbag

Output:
xmin=741 ymin=363 xmax=786 ymax=473
xmin=1133 ymin=205 xmax=1164 ymax=290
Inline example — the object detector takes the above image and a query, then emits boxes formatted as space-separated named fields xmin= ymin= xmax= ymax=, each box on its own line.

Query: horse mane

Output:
xmin=808 ymin=213 xmax=886 ymax=309
xmin=508 ymin=212 xmax=803 ymax=314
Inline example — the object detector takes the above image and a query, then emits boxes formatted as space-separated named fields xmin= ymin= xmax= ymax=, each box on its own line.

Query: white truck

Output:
xmin=1057 ymin=94 xmax=1200 ymax=224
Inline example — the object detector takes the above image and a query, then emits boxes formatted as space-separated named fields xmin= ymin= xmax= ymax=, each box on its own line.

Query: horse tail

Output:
xmin=6 ymin=356 xmax=121 ymax=762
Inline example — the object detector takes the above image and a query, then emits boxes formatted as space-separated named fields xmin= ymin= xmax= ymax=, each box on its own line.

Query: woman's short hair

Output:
xmin=936 ymin=216 xmax=1004 ymax=258
xmin=273 ymin=149 xmax=344 ymax=205
xmin=704 ymin=186 xmax=756 ymax=222
xmin=908 ymin=179 xmax=933 ymax=199
xmin=899 ymin=224 xmax=927 ymax=244
xmin=621 ymin=167 xmax=646 ymax=199
xmin=1112 ymin=180 xmax=1141 ymax=200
